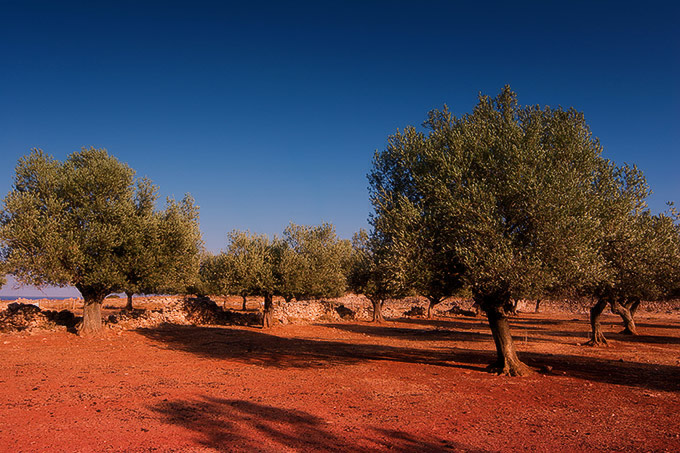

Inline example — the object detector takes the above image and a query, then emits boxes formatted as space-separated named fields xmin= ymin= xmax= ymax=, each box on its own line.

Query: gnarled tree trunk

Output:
xmin=628 ymin=299 xmax=641 ymax=317
xmin=262 ymin=293 xmax=274 ymax=328
xmin=534 ymin=299 xmax=542 ymax=313
xmin=371 ymin=299 xmax=385 ymax=323
xmin=77 ymin=285 xmax=107 ymax=336
xmin=612 ymin=300 xmax=638 ymax=335
xmin=586 ymin=298 xmax=608 ymax=346
xmin=484 ymin=304 xmax=531 ymax=376
xmin=125 ymin=291 xmax=134 ymax=311
xmin=241 ymin=294 xmax=247 ymax=311
xmin=426 ymin=296 xmax=442 ymax=319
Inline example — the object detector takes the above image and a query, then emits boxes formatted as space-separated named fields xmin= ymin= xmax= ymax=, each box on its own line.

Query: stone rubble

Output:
xmin=1 ymin=294 xmax=677 ymax=333
xmin=0 ymin=303 xmax=76 ymax=333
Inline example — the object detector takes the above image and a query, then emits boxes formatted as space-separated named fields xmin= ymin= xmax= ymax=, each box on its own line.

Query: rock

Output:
xmin=0 ymin=303 xmax=59 ymax=333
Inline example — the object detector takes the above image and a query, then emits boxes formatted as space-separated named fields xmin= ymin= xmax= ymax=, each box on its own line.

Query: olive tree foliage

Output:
xmin=199 ymin=230 xmax=278 ymax=326
xmin=277 ymin=223 xmax=353 ymax=302
xmin=0 ymin=148 xmax=154 ymax=334
xmin=0 ymin=148 xmax=202 ymax=333
xmin=348 ymin=229 xmax=410 ymax=322
xmin=154 ymin=194 xmax=203 ymax=295
xmin=224 ymin=230 xmax=278 ymax=326
xmin=587 ymin=198 xmax=680 ymax=344
xmin=120 ymin=178 xmax=160 ymax=309
xmin=369 ymin=146 xmax=465 ymax=318
xmin=200 ymin=223 xmax=352 ymax=327
xmin=369 ymin=87 xmax=613 ymax=375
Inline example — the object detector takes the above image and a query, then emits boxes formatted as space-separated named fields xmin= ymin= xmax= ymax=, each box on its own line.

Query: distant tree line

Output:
xmin=199 ymin=223 xmax=353 ymax=327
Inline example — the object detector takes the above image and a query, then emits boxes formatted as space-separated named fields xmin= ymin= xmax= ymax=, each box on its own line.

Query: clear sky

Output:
xmin=0 ymin=0 xmax=678 ymax=296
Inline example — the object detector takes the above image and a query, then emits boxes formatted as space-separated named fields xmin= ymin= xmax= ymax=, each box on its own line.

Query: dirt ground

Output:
xmin=1 ymin=299 xmax=679 ymax=452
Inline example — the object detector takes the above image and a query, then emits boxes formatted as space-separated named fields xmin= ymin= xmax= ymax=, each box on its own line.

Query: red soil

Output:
xmin=1 ymin=306 xmax=679 ymax=452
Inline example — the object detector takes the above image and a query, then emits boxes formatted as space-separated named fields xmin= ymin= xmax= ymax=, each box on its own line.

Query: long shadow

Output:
xmin=137 ymin=324 xmax=680 ymax=392
xmin=607 ymin=333 xmax=680 ymax=345
xmin=326 ymin=320 xmax=590 ymax=347
xmin=634 ymin=321 xmax=680 ymax=330
xmin=396 ymin=317 xmax=490 ymax=331
xmin=509 ymin=317 xmax=680 ymax=345
xmin=517 ymin=350 xmax=680 ymax=393
xmin=322 ymin=322 xmax=491 ymax=343
xmin=136 ymin=324 xmax=484 ymax=371
xmin=507 ymin=318 xmax=586 ymax=328
xmin=150 ymin=396 xmax=485 ymax=452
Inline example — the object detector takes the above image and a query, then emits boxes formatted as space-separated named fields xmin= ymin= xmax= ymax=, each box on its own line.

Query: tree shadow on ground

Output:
xmin=321 ymin=322 xmax=491 ymax=343
xmin=326 ymin=320 xmax=590 ymax=346
xmin=634 ymin=321 xmax=680 ymax=330
xmin=606 ymin=333 xmax=680 ymax=345
xmin=137 ymin=324 xmax=480 ymax=370
xmin=395 ymin=317 xmax=489 ymax=331
xmin=516 ymin=350 xmax=680 ymax=393
xmin=149 ymin=396 xmax=485 ymax=452
xmin=137 ymin=324 xmax=679 ymax=392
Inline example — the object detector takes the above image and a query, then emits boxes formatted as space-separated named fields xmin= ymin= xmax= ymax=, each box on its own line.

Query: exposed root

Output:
xmin=585 ymin=335 xmax=609 ymax=347
xmin=486 ymin=360 xmax=534 ymax=377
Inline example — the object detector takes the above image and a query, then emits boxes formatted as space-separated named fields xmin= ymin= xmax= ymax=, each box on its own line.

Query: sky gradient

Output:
xmin=1 ymin=0 xmax=678 ymax=296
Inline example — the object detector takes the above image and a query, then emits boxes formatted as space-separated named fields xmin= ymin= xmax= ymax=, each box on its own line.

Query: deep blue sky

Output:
xmin=1 ymin=1 xmax=678 ymax=296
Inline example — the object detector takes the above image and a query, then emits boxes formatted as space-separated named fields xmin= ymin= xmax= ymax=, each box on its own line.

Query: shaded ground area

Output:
xmin=0 ymin=311 xmax=678 ymax=451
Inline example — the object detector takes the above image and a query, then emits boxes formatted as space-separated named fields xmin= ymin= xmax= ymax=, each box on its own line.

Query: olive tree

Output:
xmin=370 ymin=87 xmax=610 ymax=375
xmin=277 ymin=223 xmax=352 ymax=302
xmin=153 ymin=194 xmax=203 ymax=295
xmin=587 ymin=204 xmax=680 ymax=344
xmin=0 ymin=148 xmax=183 ymax=334
xmin=221 ymin=230 xmax=278 ymax=327
xmin=369 ymin=158 xmax=464 ymax=318
xmin=119 ymin=178 xmax=159 ymax=309
xmin=204 ymin=223 xmax=352 ymax=326
xmin=348 ymin=229 xmax=409 ymax=322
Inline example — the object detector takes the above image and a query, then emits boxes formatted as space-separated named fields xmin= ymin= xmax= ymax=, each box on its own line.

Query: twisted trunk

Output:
xmin=426 ymin=296 xmax=442 ymax=319
xmin=586 ymin=298 xmax=608 ymax=346
xmin=77 ymin=285 xmax=107 ymax=336
xmin=628 ymin=299 xmax=641 ymax=317
xmin=485 ymin=305 xmax=531 ymax=376
xmin=612 ymin=300 xmax=638 ymax=335
xmin=476 ymin=291 xmax=531 ymax=376
xmin=125 ymin=291 xmax=134 ymax=311
xmin=262 ymin=293 xmax=274 ymax=328
xmin=241 ymin=294 xmax=247 ymax=311
xmin=371 ymin=299 xmax=385 ymax=323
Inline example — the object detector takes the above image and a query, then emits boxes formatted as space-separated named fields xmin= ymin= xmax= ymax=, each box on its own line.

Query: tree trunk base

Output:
xmin=78 ymin=302 xmax=104 ymax=336
xmin=484 ymin=301 xmax=532 ymax=377
xmin=587 ymin=299 xmax=609 ymax=347
xmin=371 ymin=300 xmax=384 ymax=323
xmin=486 ymin=358 xmax=533 ymax=377
xmin=262 ymin=294 xmax=274 ymax=328
xmin=585 ymin=331 xmax=609 ymax=347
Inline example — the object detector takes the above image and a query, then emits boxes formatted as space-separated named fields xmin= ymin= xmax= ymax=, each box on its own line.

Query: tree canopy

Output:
xmin=201 ymin=223 xmax=352 ymax=327
xmin=347 ymin=229 xmax=410 ymax=322
xmin=369 ymin=86 xmax=622 ymax=374
xmin=0 ymin=148 xmax=202 ymax=334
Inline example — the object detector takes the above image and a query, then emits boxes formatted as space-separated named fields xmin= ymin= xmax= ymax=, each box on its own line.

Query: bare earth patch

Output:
xmin=0 ymin=301 xmax=678 ymax=452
